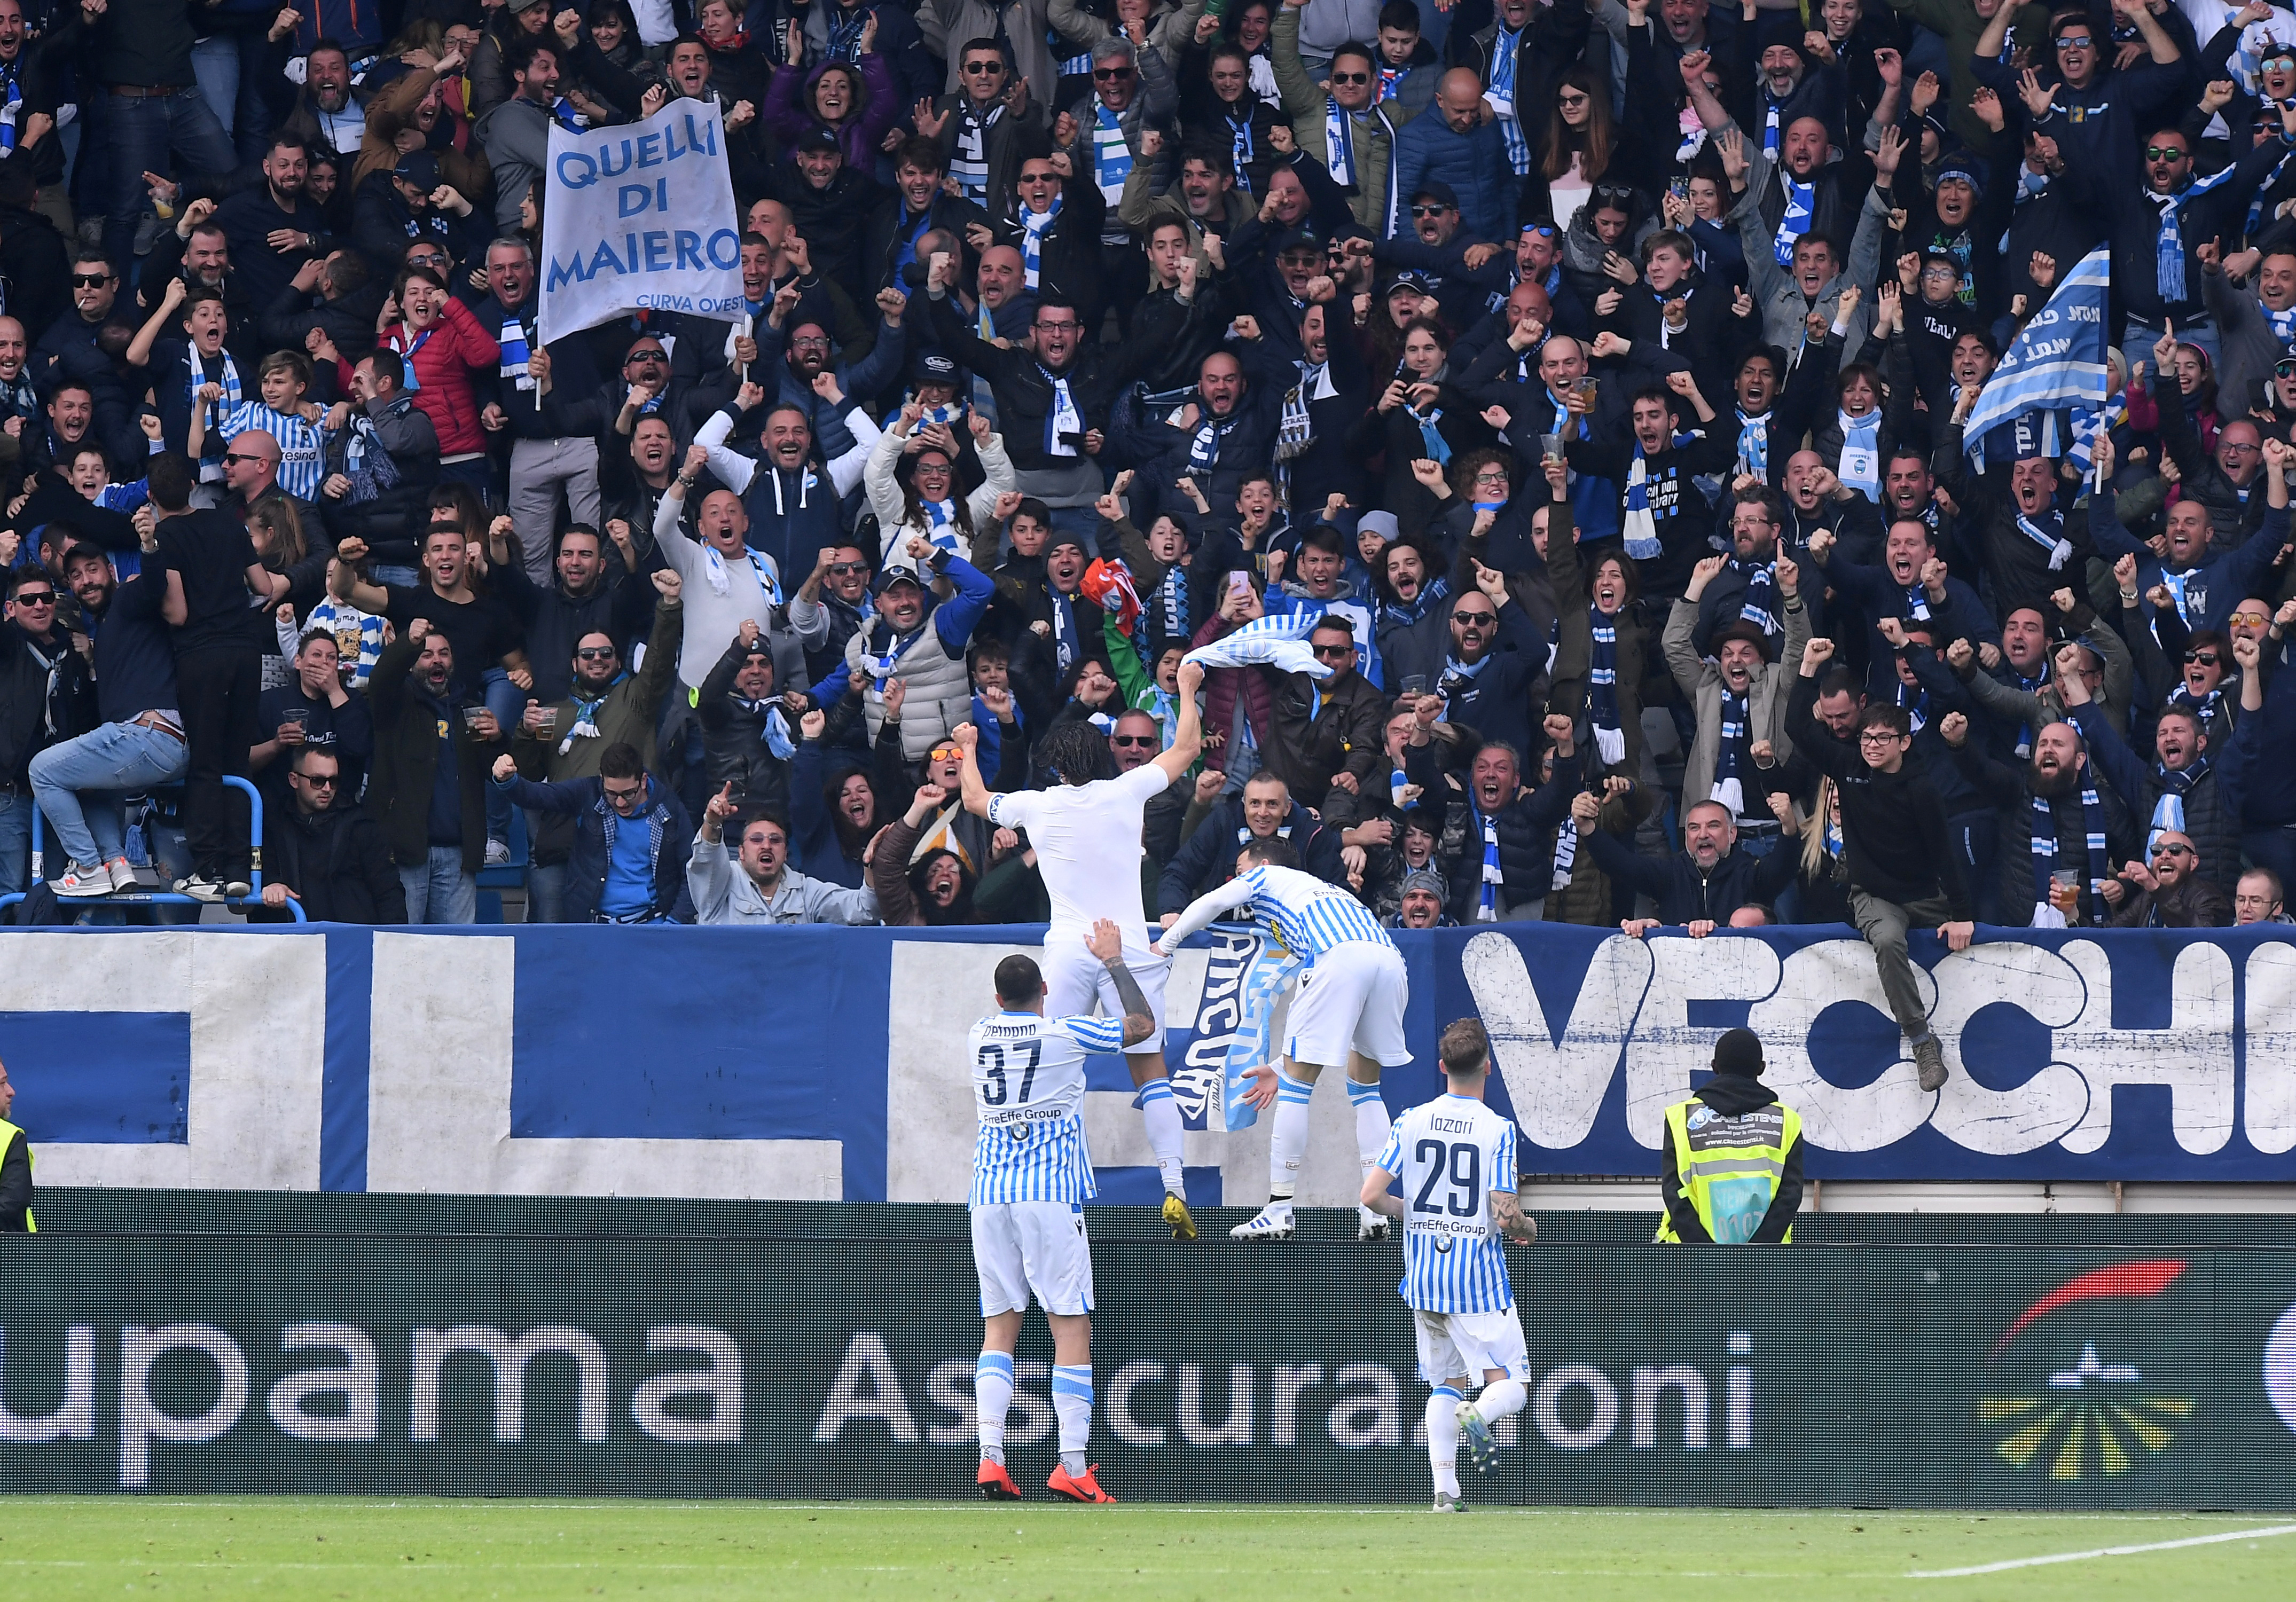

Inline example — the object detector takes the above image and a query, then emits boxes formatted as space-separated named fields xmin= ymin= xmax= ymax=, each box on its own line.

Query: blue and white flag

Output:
xmin=1182 ymin=607 xmax=1335 ymax=681
xmin=1962 ymin=246 xmax=2109 ymax=470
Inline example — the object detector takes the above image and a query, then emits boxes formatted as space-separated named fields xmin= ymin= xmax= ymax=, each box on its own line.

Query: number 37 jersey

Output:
xmin=1378 ymin=1095 xmax=1520 ymax=1315
xmin=967 ymin=1010 xmax=1127 ymax=1207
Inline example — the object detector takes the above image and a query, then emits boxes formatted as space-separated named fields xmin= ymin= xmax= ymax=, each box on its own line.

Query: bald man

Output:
xmin=1390 ymin=67 xmax=1516 ymax=245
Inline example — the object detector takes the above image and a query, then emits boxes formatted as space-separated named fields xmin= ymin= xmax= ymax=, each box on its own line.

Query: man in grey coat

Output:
xmin=687 ymin=784 xmax=880 ymax=923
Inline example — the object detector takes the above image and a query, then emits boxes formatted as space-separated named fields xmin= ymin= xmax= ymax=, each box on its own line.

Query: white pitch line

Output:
xmin=1908 ymin=1522 xmax=2296 ymax=1577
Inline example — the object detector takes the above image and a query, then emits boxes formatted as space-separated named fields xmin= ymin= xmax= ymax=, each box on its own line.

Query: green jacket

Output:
xmin=1272 ymin=8 xmax=1394 ymax=234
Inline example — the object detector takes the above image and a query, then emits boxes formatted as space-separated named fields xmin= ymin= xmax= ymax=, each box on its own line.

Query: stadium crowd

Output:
xmin=2 ymin=0 xmax=2295 ymax=1008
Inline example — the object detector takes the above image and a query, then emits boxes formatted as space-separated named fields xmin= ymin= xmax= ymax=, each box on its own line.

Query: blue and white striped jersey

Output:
xmin=218 ymin=400 xmax=330 ymax=501
xmin=966 ymin=1010 xmax=1125 ymax=1206
xmin=1378 ymin=1095 xmax=1519 ymax=1314
xmin=1232 ymin=863 xmax=1394 ymax=959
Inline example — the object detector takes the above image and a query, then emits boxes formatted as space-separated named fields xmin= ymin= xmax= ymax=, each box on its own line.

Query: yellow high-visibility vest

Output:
xmin=1655 ymin=1097 xmax=1798 ymax=1244
xmin=0 ymin=1117 xmax=34 ymax=1233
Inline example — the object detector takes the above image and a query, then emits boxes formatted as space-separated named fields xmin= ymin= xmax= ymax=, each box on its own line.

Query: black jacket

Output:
xmin=1583 ymin=828 xmax=1799 ymax=927
xmin=363 ymin=637 xmax=502 ymax=873
xmin=1659 ymin=1074 xmax=1804 ymax=1245
xmin=696 ymin=633 xmax=794 ymax=815
xmin=1408 ymin=742 xmax=1584 ymax=923
xmin=1159 ymin=796 xmax=1346 ymax=914
xmin=253 ymin=804 xmax=406 ymax=923
xmin=0 ymin=622 xmax=93 ymax=786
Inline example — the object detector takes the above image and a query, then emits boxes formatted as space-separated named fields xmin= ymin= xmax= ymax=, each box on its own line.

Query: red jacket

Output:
xmin=354 ymin=297 xmax=500 ymax=456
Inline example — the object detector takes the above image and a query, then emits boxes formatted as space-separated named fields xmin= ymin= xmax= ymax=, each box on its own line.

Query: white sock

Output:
xmin=1474 ymin=1377 xmax=1528 ymax=1424
xmin=1270 ymin=1070 xmax=1313 ymax=1201
xmin=1425 ymin=1387 xmax=1462 ymax=1499
xmin=1052 ymin=1364 xmax=1093 ymax=1478
xmin=1348 ymin=1078 xmax=1389 ymax=1191
xmin=975 ymin=1351 xmax=1014 ymax=1465
xmin=1135 ymin=1078 xmax=1186 ymax=1197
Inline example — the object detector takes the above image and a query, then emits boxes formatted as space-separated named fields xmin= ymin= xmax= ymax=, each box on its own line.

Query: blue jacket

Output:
xmin=494 ymin=773 xmax=695 ymax=922
xmin=1389 ymin=114 xmax=1517 ymax=247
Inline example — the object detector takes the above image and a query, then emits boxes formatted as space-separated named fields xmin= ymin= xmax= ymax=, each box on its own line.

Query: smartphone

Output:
xmin=1226 ymin=570 xmax=1253 ymax=602
xmin=1668 ymin=177 xmax=1689 ymax=201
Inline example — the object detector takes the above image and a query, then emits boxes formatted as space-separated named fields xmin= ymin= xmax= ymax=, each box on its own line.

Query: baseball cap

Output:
xmin=1410 ymin=180 xmax=1459 ymax=211
xmin=794 ymin=127 xmax=841 ymax=155
xmin=1273 ymin=225 xmax=1322 ymax=256
xmin=1384 ymin=270 xmax=1433 ymax=300
xmin=918 ymin=351 xmax=960 ymax=386
xmin=393 ymin=150 xmax=441 ymax=191
xmin=873 ymin=557 xmax=926 ymax=594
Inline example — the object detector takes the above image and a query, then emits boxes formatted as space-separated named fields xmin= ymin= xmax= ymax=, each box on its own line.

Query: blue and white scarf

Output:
xmin=740 ymin=699 xmax=797 ymax=758
xmin=1762 ymin=97 xmax=1782 ymax=158
xmin=1588 ymin=612 xmax=1626 ymax=764
xmin=1621 ymin=432 xmax=1692 ymax=561
xmin=550 ymin=96 xmax=587 ymax=131
xmin=1896 ymin=682 xmax=1930 ymax=733
xmin=0 ymin=60 xmax=19 ymax=155
xmin=2031 ymin=768 xmax=2109 ymax=924
xmin=499 ymin=317 xmax=534 ymax=391
xmin=952 ymin=100 xmax=1000 ymax=201
xmin=2149 ymin=755 xmax=2209 ymax=858
xmin=1737 ymin=409 xmax=1770 ymax=481
xmin=701 ymin=543 xmax=781 ymax=603
xmin=1040 ymin=363 xmax=1082 ymax=456
xmin=559 ymin=670 xmax=630 ymax=754
xmin=1182 ymin=608 xmax=1334 ymax=681
xmin=1018 ymin=194 xmax=1061 ymax=288
xmin=1227 ymin=110 xmax=1257 ymax=193
xmin=2065 ymin=392 xmax=2127 ymax=478
xmin=1731 ymin=557 xmax=1779 ymax=640
xmin=1471 ymin=799 xmax=1503 ymax=921
xmin=1413 ymin=400 xmax=1451 ymax=466
xmin=189 ymin=349 xmax=242 ymax=474
xmin=1092 ymin=103 xmax=1132 ymax=202
xmin=1773 ymin=176 xmax=1814 ymax=266
xmin=920 ymin=496 xmax=960 ymax=552
xmin=2153 ymin=162 xmax=2252 ymax=302
xmin=1712 ymin=685 xmax=1749 ymax=818
xmin=1838 ymin=408 xmax=1882 ymax=500
xmin=1323 ymin=97 xmax=1357 ymax=186
xmin=1490 ymin=27 xmax=1530 ymax=175
xmin=2015 ymin=508 xmax=2074 ymax=571
xmin=1188 ymin=404 xmax=1239 ymax=472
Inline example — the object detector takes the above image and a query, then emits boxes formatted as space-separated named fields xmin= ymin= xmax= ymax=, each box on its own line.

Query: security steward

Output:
xmin=0 ymin=1056 xmax=33 ymax=1232
xmin=1655 ymin=1028 xmax=1802 ymax=1244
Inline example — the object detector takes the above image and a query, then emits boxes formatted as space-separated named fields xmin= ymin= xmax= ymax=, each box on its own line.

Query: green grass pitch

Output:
xmin=7 ymin=1499 xmax=2294 ymax=1600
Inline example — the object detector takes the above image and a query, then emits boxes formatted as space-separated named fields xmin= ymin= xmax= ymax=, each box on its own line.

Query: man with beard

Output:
xmin=363 ymin=621 xmax=505 ymax=923
xmin=1578 ymin=793 xmax=1799 ymax=934
xmin=771 ymin=124 xmax=887 ymax=287
xmin=1396 ymin=715 xmax=1581 ymax=924
xmin=33 ymin=252 xmax=143 ymax=468
xmin=1932 ymin=413 xmax=2091 ymax=621
xmin=1671 ymin=555 xmax=1808 ymax=846
xmin=790 ymin=541 xmax=875 ymax=682
xmin=212 ymin=133 xmax=332 ymax=312
xmin=659 ymin=32 xmax=769 ymax=198
xmin=1807 ymin=516 xmax=1994 ymax=701
xmin=2058 ymin=649 xmax=2244 ymax=898
xmin=1049 ymin=36 xmax=1166 ymax=328
xmin=1947 ymin=697 xmax=2140 ymax=922
xmin=762 ymin=295 xmax=911 ymax=467
xmin=267 ymin=33 xmax=372 ymax=160
xmin=1384 ymin=868 xmax=1455 ymax=929
xmin=1120 ymin=132 xmax=1253 ymax=246
xmin=1949 ymin=601 xmax=2132 ymax=757
xmin=1272 ymin=12 xmax=1393 ymax=234
xmin=864 ymin=137 xmax=990 ymax=296
xmin=1564 ymin=373 xmax=1729 ymax=600
xmin=2107 ymin=828 xmax=2233 ymax=928
xmin=491 ymin=522 xmax=661 ymax=707
xmin=987 ymin=150 xmax=1106 ymax=328
xmin=840 ymin=536 xmax=997 ymax=766
xmin=2082 ymin=432 xmax=2290 ymax=640
xmin=924 ymin=254 xmax=1128 ymax=544
xmin=1132 ymin=349 xmax=1278 ymax=525
xmin=1706 ymin=99 xmax=1891 ymax=367
xmin=688 ymin=788 xmax=879 ymax=924
xmin=696 ymin=618 xmax=795 ymax=814
xmin=250 ymin=745 xmax=405 ymax=922
xmin=490 ymin=739 xmax=694 ymax=924
xmin=1695 ymin=488 xmax=1817 ymax=654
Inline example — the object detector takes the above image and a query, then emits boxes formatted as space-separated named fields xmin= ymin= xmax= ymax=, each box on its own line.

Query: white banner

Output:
xmin=538 ymin=98 xmax=744 ymax=344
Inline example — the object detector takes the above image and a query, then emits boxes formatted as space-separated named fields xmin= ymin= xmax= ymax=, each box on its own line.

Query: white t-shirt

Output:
xmin=986 ymin=763 xmax=1171 ymax=933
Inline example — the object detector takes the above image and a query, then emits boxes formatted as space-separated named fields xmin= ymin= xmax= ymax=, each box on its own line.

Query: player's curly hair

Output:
xmin=1036 ymin=720 xmax=1116 ymax=788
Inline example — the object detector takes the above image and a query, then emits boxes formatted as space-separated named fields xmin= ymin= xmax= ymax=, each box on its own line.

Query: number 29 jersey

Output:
xmin=1378 ymin=1095 xmax=1520 ymax=1315
xmin=966 ymin=1010 xmax=1127 ymax=1206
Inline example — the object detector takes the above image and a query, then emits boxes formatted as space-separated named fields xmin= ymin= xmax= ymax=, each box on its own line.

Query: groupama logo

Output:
xmin=1976 ymin=1260 xmax=2195 ymax=1481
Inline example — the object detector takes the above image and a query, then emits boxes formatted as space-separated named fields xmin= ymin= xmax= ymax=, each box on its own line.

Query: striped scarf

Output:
xmin=1324 ymin=97 xmax=1356 ymax=186
xmin=1589 ymin=613 xmax=1625 ymax=764
xmin=1621 ymin=432 xmax=1692 ymax=561
xmin=2031 ymin=772 xmax=2109 ymax=924
xmin=1712 ymin=686 xmax=1748 ymax=819
xmin=1838 ymin=408 xmax=1882 ymax=500
xmin=1731 ymin=557 xmax=1779 ymax=640
xmin=1736 ymin=410 xmax=1770 ymax=481
xmin=1472 ymin=799 xmax=1503 ymax=921
xmin=2149 ymin=756 xmax=2209 ymax=857
xmin=1018 ymin=195 xmax=1062 ymax=288
xmin=1490 ymin=27 xmax=1529 ymax=175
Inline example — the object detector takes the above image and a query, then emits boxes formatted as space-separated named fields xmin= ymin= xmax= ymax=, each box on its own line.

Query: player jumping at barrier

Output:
xmin=966 ymin=920 xmax=1152 ymax=1504
xmin=1154 ymin=835 xmax=1413 ymax=1242
xmin=952 ymin=659 xmax=1206 ymax=1242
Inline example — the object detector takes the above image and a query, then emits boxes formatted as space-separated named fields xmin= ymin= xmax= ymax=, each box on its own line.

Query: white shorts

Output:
xmin=1043 ymin=926 xmax=1171 ymax=1056
xmin=1413 ymin=1306 xmax=1531 ymax=1387
xmin=971 ymin=1200 xmax=1096 ymax=1317
xmin=1285 ymin=940 xmax=1410 ymax=1069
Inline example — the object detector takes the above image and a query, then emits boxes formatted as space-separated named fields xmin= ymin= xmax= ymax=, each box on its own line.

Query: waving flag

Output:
xmin=1963 ymin=246 xmax=2110 ymax=469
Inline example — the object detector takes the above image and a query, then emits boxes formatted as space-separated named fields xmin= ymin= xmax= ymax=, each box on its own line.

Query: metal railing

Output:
xmin=0 ymin=775 xmax=304 ymax=923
